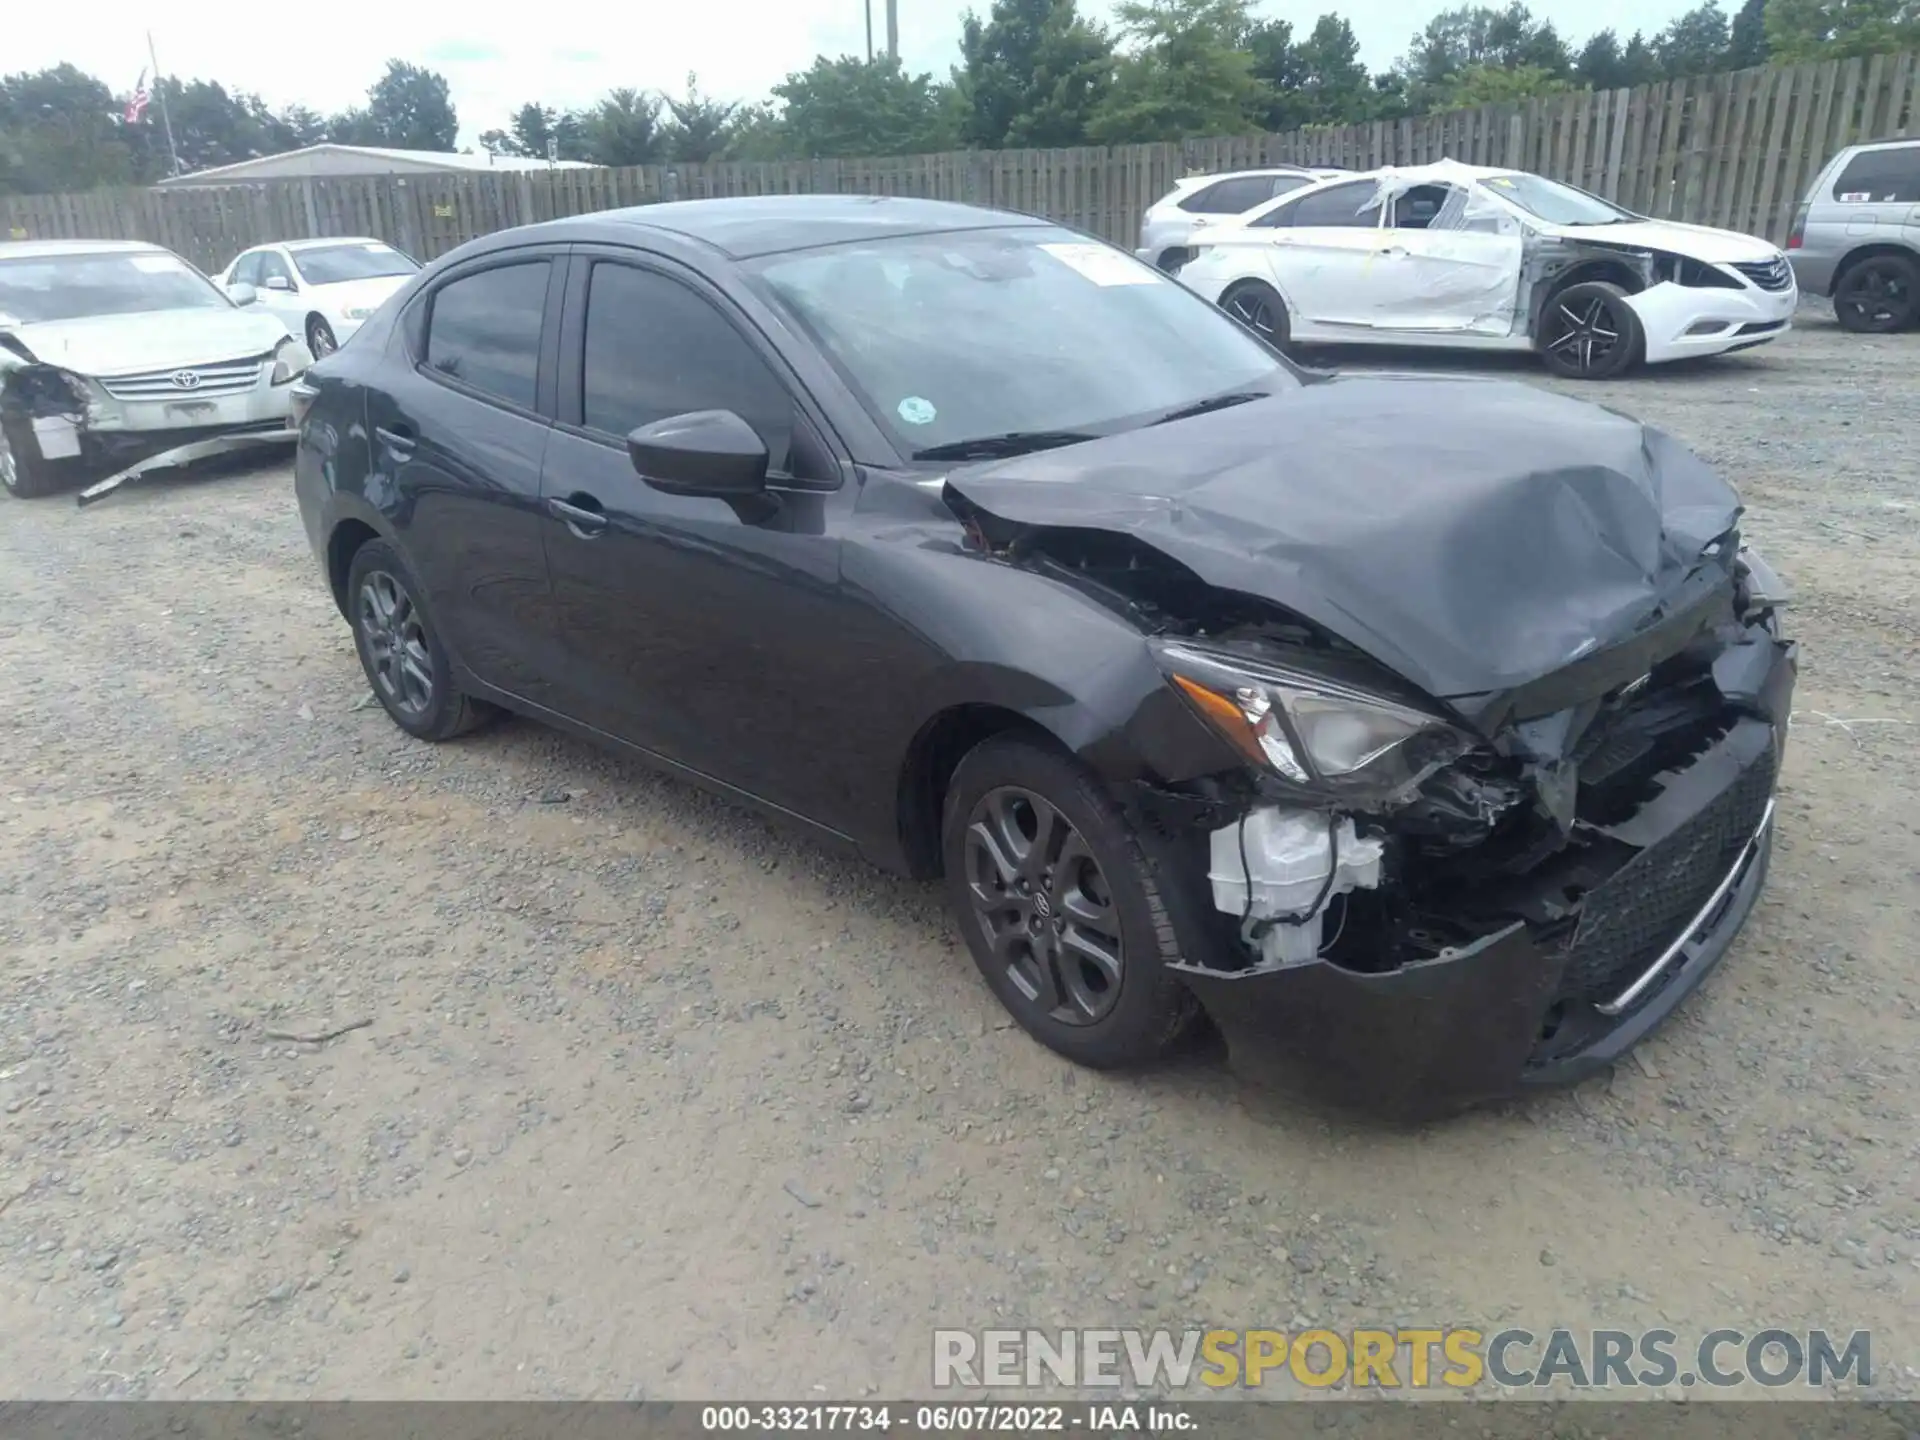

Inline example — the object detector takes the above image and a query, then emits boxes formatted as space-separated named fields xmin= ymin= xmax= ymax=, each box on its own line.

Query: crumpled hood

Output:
xmin=1541 ymin=218 xmax=1779 ymax=266
xmin=943 ymin=373 xmax=1741 ymax=703
xmin=4 ymin=307 xmax=292 ymax=376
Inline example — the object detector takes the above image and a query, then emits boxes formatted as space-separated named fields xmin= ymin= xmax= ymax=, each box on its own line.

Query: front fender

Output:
xmin=843 ymin=538 xmax=1243 ymax=819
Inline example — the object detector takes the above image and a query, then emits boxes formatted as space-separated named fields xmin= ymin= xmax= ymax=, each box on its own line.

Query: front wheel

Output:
xmin=307 ymin=316 xmax=339 ymax=357
xmin=1219 ymin=279 xmax=1294 ymax=354
xmin=941 ymin=735 xmax=1199 ymax=1069
xmin=345 ymin=538 xmax=493 ymax=741
xmin=1832 ymin=253 xmax=1919 ymax=333
xmin=1537 ymin=280 xmax=1643 ymax=379
xmin=0 ymin=415 xmax=66 ymax=499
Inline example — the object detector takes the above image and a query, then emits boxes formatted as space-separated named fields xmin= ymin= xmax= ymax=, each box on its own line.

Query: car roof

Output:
xmin=467 ymin=195 xmax=1053 ymax=262
xmin=282 ymin=236 xmax=397 ymax=251
xmin=1175 ymin=166 xmax=1335 ymax=187
xmin=0 ymin=239 xmax=172 ymax=260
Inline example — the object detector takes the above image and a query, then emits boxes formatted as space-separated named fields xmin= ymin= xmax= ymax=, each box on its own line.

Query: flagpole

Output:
xmin=146 ymin=31 xmax=181 ymax=177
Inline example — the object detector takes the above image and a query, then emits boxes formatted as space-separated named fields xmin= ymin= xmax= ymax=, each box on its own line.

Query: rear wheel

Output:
xmin=941 ymin=735 xmax=1199 ymax=1070
xmin=1832 ymin=253 xmax=1919 ymax=333
xmin=345 ymin=538 xmax=493 ymax=741
xmin=1537 ymin=280 xmax=1643 ymax=379
xmin=0 ymin=415 xmax=66 ymax=499
xmin=1219 ymin=279 xmax=1294 ymax=354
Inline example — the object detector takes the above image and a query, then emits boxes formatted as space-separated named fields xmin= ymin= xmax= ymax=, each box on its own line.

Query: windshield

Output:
xmin=1480 ymin=173 xmax=1635 ymax=225
xmin=291 ymin=242 xmax=420 ymax=286
xmin=0 ymin=250 xmax=231 ymax=324
xmin=750 ymin=226 xmax=1292 ymax=457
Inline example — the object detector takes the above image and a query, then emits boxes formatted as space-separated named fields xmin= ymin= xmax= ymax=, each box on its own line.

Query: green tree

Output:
xmin=721 ymin=101 xmax=790 ymax=160
xmin=1654 ymin=1 xmax=1733 ymax=75
xmin=1727 ymin=0 xmax=1772 ymax=63
xmin=1441 ymin=61 xmax=1573 ymax=105
xmin=363 ymin=60 xmax=458 ymax=150
xmin=1089 ymin=0 xmax=1268 ymax=143
xmin=0 ymin=65 xmax=133 ymax=195
xmin=582 ymin=88 xmax=667 ymax=166
xmin=1621 ymin=31 xmax=1661 ymax=80
xmin=661 ymin=74 xmax=739 ymax=161
xmin=1763 ymin=0 xmax=1919 ymax=59
xmin=955 ymin=0 xmax=1115 ymax=147
xmin=482 ymin=103 xmax=590 ymax=160
xmin=1400 ymin=3 xmax=1572 ymax=89
xmin=771 ymin=55 xmax=957 ymax=158
xmin=1576 ymin=29 xmax=1626 ymax=85
xmin=276 ymin=104 xmax=329 ymax=147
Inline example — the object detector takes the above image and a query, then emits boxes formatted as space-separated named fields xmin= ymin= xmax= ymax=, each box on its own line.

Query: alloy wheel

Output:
xmin=1545 ymin=294 xmax=1622 ymax=373
xmin=0 ymin=427 xmax=17 ymax=493
xmin=1836 ymin=261 xmax=1910 ymax=330
xmin=309 ymin=324 xmax=338 ymax=357
xmin=1225 ymin=289 xmax=1281 ymax=339
xmin=357 ymin=570 xmax=434 ymax=716
xmin=963 ymin=786 xmax=1124 ymax=1026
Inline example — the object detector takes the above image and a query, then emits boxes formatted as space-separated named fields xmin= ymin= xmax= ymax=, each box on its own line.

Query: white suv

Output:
xmin=1138 ymin=168 xmax=1345 ymax=272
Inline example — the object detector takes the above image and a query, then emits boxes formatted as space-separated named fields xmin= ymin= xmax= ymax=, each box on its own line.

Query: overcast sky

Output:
xmin=18 ymin=0 xmax=1705 ymax=147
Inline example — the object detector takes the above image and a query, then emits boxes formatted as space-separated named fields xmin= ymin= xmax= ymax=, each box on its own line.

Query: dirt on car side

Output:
xmin=0 ymin=315 xmax=1914 ymax=1401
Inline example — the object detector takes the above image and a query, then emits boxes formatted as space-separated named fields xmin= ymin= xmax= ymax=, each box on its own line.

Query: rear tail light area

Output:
xmin=1786 ymin=205 xmax=1808 ymax=250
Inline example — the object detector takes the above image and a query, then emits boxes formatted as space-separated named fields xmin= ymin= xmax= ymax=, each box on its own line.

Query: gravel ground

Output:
xmin=0 ymin=312 xmax=1915 ymax=1402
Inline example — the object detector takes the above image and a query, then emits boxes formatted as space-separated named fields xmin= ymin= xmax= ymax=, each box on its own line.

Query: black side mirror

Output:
xmin=627 ymin=410 xmax=768 ymax=498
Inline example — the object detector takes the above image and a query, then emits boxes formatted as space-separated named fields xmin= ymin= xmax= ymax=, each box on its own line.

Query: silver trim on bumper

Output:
xmin=1596 ymin=795 xmax=1776 ymax=1016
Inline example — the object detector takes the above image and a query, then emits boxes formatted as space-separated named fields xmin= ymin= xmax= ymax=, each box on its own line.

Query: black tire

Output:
xmin=1831 ymin=252 xmax=1919 ymax=334
xmin=1537 ymin=279 xmax=1644 ymax=379
xmin=0 ymin=413 xmax=67 ymax=499
xmin=1219 ymin=279 xmax=1294 ymax=354
xmin=307 ymin=316 xmax=339 ymax=357
xmin=941 ymin=735 xmax=1200 ymax=1069
xmin=344 ymin=538 xmax=493 ymax=742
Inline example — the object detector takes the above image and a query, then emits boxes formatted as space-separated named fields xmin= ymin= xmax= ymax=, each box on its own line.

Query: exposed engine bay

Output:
xmin=958 ymin=509 xmax=1794 ymax=1044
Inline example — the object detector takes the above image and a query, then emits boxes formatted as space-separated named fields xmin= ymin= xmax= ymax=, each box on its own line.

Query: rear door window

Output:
xmin=1180 ymin=177 xmax=1283 ymax=214
xmin=1254 ymin=180 xmax=1383 ymax=229
xmin=1832 ymin=146 xmax=1920 ymax=203
xmin=423 ymin=261 xmax=551 ymax=411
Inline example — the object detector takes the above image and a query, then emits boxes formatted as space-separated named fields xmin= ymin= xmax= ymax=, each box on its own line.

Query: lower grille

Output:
xmin=1557 ymin=738 xmax=1776 ymax=1007
xmin=1731 ymin=257 xmax=1792 ymax=292
xmin=99 ymin=358 xmax=265 ymax=401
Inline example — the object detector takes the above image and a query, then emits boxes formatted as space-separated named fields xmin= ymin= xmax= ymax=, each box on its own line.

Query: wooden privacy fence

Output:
xmin=5 ymin=50 xmax=1918 ymax=273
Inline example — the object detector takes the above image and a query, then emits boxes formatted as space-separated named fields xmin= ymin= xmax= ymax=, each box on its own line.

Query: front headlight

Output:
xmin=1153 ymin=639 xmax=1473 ymax=802
xmin=270 ymin=336 xmax=314 ymax=385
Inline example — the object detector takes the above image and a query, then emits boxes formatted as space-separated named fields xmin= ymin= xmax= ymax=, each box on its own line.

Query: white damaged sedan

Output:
xmin=1176 ymin=159 xmax=1797 ymax=378
xmin=0 ymin=240 xmax=310 ymax=499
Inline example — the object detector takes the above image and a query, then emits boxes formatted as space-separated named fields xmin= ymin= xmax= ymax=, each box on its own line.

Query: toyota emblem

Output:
xmin=170 ymin=370 xmax=201 ymax=390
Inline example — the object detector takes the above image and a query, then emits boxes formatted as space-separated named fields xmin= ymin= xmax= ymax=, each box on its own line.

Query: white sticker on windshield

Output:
xmin=897 ymin=396 xmax=937 ymax=425
xmin=130 ymin=255 xmax=181 ymax=273
xmin=1039 ymin=242 xmax=1159 ymax=287
xmin=1838 ymin=191 xmax=1870 ymax=202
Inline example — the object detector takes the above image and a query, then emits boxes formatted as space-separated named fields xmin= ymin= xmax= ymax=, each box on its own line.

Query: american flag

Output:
xmin=125 ymin=69 xmax=151 ymax=123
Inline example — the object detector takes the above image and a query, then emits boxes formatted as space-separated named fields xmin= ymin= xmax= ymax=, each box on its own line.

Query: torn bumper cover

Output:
xmin=0 ymin=340 xmax=305 ymax=504
xmin=1173 ymin=677 xmax=1791 ymax=1121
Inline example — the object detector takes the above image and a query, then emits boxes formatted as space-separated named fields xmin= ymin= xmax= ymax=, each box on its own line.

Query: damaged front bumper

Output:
xmin=2 ymin=344 xmax=306 ymax=504
xmin=1166 ymin=625 xmax=1797 ymax=1122
xmin=1625 ymin=279 xmax=1798 ymax=364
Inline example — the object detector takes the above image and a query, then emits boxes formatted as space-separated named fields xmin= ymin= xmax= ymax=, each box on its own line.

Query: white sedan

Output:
xmin=1176 ymin=159 xmax=1797 ymax=379
xmin=220 ymin=238 xmax=420 ymax=358
xmin=1 ymin=240 xmax=309 ymax=500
